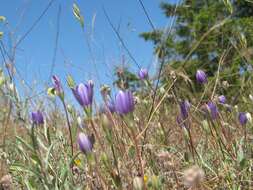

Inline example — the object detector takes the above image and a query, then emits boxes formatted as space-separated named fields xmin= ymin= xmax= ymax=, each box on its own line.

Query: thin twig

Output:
xmin=137 ymin=0 xmax=156 ymax=30
xmin=137 ymin=79 xmax=177 ymax=139
xmin=62 ymin=100 xmax=74 ymax=157
xmin=102 ymin=6 xmax=141 ymax=69
xmin=15 ymin=0 xmax=56 ymax=48
xmin=147 ymin=0 xmax=180 ymax=122
xmin=48 ymin=5 xmax=61 ymax=82
xmin=211 ymin=48 xmax=231 ymax=99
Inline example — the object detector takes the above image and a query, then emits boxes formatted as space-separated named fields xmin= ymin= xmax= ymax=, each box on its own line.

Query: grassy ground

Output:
xmin=0 ymin=76 xmax=253 ymax=190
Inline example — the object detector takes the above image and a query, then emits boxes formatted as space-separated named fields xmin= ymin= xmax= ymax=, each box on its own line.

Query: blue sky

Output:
xmin=0 ymin=0 xmax=171 ymax=103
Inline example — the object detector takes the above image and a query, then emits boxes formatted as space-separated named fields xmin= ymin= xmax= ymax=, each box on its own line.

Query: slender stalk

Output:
xmin=62 ymin=100 xmax=74 ymax=157
xmin=111 ymin=145 xmax=120 ymax=179
xmin=31 ymin=125 xmax=50 ymax=187
xmin=94 ymin=155 xmax=109 ymax=188
xmin=129 ymin=127 xmax=146 ymax=190
xmin=90 ymin=118 xmax=104 ymax=150
xmin=187 ymin=128 xmax=196 ymax=162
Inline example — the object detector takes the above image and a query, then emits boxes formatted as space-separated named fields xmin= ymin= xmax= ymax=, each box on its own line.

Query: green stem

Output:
xmin=31 ymin=125 xmax=50 ymax=187
xmin=62 ymin=100 xmax=74 ymax=157
xmin=129 ymin=127 xmax=146 ymax=190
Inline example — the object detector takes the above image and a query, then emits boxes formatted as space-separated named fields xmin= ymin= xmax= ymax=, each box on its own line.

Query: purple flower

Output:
xmin=196 ymin=70 xmax=207 ymax=84
xmin=31 ymin=110 xmax=44 ymax=125
xmin=52 ymin=75 xmax=63 ymax=94
xmin=107 ymin=101 xmax=115 ymax=113
xmin=180 ymin=100 xmax=191 ymax=119
xmin=99 ymin=101 xmax=115 ymax=114
xmin=77 ymin=133 xmax=94 ymax=154
xmin=115 ymin=90 xmax=135 ymax=115
xmin=239 ymin=66 xmax=245 ymax=76
xmin=207 ymin=101 xmax=219 ymax=120
xmin=72 ymin=81 xmax=94 ymax=107
xmin=239 ymin=112 xmax=247 ymax=125
xmin=218 ymin=95 xmax=226 ymax=104
xmin=138 ymin=68 xmax=148 ymax=80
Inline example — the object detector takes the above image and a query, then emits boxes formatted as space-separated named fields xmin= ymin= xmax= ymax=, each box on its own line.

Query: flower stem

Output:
xmin=129 ymin=127 xmax=146 ymax=190
xmin=62 ymin=100 xmax=74 ymax=157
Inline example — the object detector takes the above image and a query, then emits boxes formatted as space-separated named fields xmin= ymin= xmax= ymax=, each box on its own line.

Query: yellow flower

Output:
xmin=144 ymin=175 xmax=148 ymax=183
xmin=47 ymin=87 xmax=56 ymax=97
xmin=74 ymin=159 xmax=81 ymax=167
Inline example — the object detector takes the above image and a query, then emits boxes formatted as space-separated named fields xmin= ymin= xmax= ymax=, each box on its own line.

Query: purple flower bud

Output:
xmin=77 ymin=133 xmax=94 ymax=154
xmin=99 ymin=101 xmax=115 ymax=114
xmin=138 ymin=68 xmax=148 ymax=80
xmin=239 ymin=112 xmax=247 ymax=125
xmin=115 ymin=90 xmax=135 ymax=115
xmin=52 ymin=75 xmax=63 ymax=95
xmin=180 ymin=100 xmax=191 ymax=119
xmin=218 ymin=95 xmax=226 ymax=104
xmin=31 ymin=110 xmax=44 ymax=125
xmin=196 ymin=70 xmax=207 ymax=84
xmin=72 ymin=81 xmax=94 ymax=107
xmin=107 ymin=101 xmax=115 ymax=113
xmin=207 ymin=101 xmax=218 ymax=120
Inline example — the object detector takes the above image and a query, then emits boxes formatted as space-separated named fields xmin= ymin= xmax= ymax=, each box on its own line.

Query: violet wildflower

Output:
xmin=99 ymin=101 xmax=115 ymax=114
xmin=77 ymin=132 xmax=94 ymax=154
xmin=239 ymin=66 xmax=245 ymax=76
xmin=72 ymin=80 xmax=94 ymax=107
xmin=107 ymin=101 xmax=115 ymax=113
xmin=196 ymin=70 xmax=207 ymax=84
xmin=31 ymin=110 xmax=44 ymax=125
xmin=52 ymin=75 xmax=63 ymax=96
xmin=239 ymin=112 xmax=247 ymax=125
xmin=247 ymin=64 xmax=253 ymax=72
xmin=180 ymin=100 xmax=191 ymax=119
xmin=115 ymin=90 xmax=135 ymax=115
xmin=207 ymin=101 xmax=219 ymax=120
xmin=218 ymin=95 xmax=226 ymax=104
xmin=138 ymin=68 xmax=148 ymax=80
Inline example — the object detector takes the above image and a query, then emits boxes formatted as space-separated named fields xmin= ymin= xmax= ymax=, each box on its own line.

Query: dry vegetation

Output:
xmin=1 ymin=0 xmax=253 ymax=189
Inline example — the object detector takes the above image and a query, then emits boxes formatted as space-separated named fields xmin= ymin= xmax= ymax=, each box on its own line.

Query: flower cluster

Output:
xmin=30 ymin=67 xmax=249 ymax=157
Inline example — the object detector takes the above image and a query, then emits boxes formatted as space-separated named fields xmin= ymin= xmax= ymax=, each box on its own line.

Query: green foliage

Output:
xmin=141 ymin=0 xmax=253 ymax=99
xmin=113 ymin=66 xmax=139 ymax=90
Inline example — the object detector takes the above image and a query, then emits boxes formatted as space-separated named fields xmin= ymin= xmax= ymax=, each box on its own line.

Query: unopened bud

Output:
xmin=222 ymin=81 xmax=229 ymax=89
xmin=133 ymin=176 xmax=143 ymax=190
xmin=246 ymin=112 xmax=252 ymax=123
xmin=9 ymin=83 xmax=14 ymax=92
xmin=67 ymin=104 xmax=74 ymax=114
xmin=249 ymin=94 xmax=253 ymax=101
xmin=101 ymin=114 xmax=110 ymax=128
xmin=77 ymin=116 xmax=82 ymax=126
xmin=67 ymin=75 xmax=75 ymax=88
